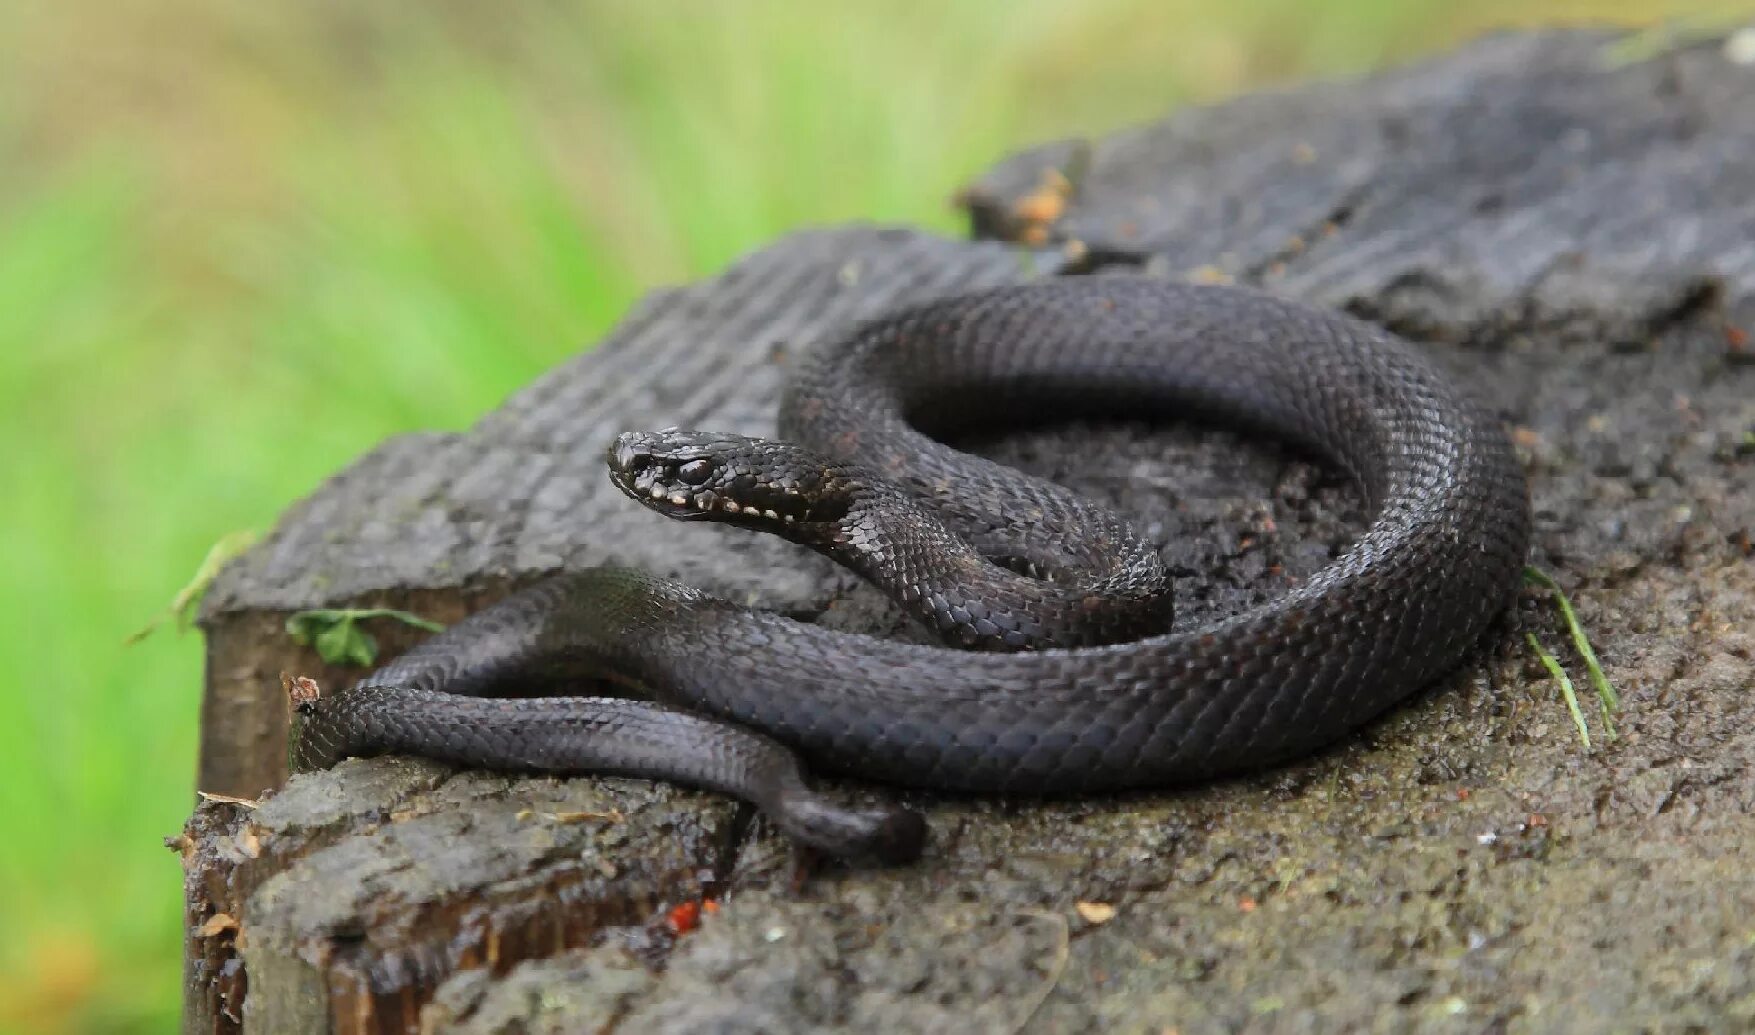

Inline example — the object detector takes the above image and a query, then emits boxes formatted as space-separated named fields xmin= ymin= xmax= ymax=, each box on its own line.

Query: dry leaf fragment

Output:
xmin=164 ymin=834 xmax=197 ymax=866
xmin=281 ymin=671 xmax=321 ymax=710
xmin=667 ymin=900 xmax=703 ymax=934
xmin=1013 ymin=188 xmax=1066 ymax=226
xmin=1075 ymin=901 xmax=1117 ymax=924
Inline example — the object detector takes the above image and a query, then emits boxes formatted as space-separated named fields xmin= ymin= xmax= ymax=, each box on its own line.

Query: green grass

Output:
xmin=1524 ymin=566 xmax=1621 ymax=746
xmin=0 ymin=1 xmax=1737 ymax=1029
xmin=285 ymin=609 xmax=448 ymax=668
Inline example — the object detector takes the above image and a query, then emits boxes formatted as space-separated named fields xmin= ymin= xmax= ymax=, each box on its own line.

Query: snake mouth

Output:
xmin=613 ymin=471 xmax=804 ymax=525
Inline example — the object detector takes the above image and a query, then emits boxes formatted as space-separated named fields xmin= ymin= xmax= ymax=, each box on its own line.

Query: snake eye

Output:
xmin=676 ymin=459 xmax=714 ymax=486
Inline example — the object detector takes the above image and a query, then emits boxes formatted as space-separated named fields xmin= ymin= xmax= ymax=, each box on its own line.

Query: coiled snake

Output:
xmin=289 ymin=277 xmax=1531 ymax=863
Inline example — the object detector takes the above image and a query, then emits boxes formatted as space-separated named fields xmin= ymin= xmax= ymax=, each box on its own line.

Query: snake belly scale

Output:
xmin=290 ymin=276 xmax=1531 ymax=862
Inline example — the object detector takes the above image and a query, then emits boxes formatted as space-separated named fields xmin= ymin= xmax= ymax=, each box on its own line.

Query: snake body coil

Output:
xmin=291 ymin=277 xmax=1531 ymax=862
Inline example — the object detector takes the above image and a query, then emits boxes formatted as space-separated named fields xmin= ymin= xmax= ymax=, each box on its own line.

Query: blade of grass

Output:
xmin=125 ymin=528 xmax=259 ymax=644
xmin=1596 ymin=11 xmax=1753 ymax=68
xmin=1525 ymin=632 xmax=1592 ymax=748
xmin=1523 ymin=566 xmax=1619 ymax=738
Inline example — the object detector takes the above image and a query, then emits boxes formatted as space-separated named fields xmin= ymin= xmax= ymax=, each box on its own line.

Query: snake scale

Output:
xmin=290 ymin=277 xmax=1531 ymax=862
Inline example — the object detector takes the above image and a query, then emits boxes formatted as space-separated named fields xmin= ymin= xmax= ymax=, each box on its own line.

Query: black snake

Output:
xmin=289 ymin=277 xmax=1531 ymax=863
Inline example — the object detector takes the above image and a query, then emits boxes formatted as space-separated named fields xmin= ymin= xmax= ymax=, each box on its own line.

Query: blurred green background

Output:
xmin=0 ymin=0 xmax=1742 ymax=1029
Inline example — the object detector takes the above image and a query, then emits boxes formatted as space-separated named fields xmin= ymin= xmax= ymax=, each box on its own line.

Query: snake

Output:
xmin=289 ymin=276 xmax=1531 ymax=864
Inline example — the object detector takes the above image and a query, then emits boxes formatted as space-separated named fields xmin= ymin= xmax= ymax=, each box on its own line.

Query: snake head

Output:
xmin=607 ymin=429 xmax=855 ymax=530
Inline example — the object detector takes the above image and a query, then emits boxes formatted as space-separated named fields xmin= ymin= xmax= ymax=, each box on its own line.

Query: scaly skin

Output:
xmin=289 ymin=277 xmax=1532 ymax=863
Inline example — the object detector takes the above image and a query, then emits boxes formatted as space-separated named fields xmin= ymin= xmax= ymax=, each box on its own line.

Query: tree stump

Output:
xmin=182 ymin=29 xmax=1755 ymax=1034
